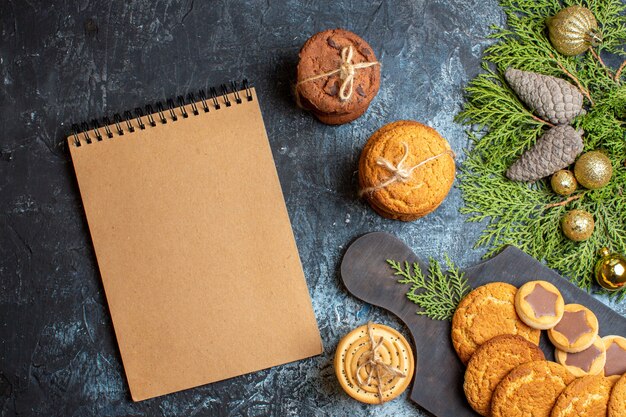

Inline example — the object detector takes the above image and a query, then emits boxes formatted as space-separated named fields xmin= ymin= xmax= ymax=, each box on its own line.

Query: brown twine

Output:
xmin=355 ymin=322 xmax=407 ymax=403
xmin=296 ymin=45 xmax=380 ymax=101
xmin=359 ymin=142 xmax=456 ymax=197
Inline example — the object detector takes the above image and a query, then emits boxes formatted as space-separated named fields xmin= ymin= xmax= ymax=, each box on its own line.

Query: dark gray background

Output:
xmin=1 ymin=1 xmax=624 ymax=416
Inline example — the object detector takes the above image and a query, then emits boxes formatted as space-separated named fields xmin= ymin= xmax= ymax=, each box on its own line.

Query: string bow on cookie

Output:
xmin=360 ymin=142 xmax=455 ymax=196
xmin=297 ymin=45 xmax=379 ymax=101
xmin=355 ymin=322 xmax=407 ymax=403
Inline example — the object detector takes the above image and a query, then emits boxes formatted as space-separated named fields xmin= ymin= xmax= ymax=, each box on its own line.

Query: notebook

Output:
xmin=67 ymin=82 xmax=323 ymax=401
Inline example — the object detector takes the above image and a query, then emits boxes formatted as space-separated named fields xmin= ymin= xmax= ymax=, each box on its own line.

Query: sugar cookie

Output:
xmin=555 ymin=335 xmax=606 ymax=377
xmin=515 ymin=280 xmax=565 ymax=329
xmin=548 ymin=304 xmax=599 ymax=353
xmin=603 ymin=335 xmax=626 ymax=380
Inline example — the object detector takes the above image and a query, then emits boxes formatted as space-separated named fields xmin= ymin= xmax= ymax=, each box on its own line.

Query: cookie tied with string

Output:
xmin=358 ymin=121 xmax=456 ymax=221
xmin=334 ymin=322 xmax=415 ymax=404
xmin=296 ymin=29 xmax=380 ymax=125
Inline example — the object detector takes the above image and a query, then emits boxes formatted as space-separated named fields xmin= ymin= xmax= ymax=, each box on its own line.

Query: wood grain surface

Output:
xmin=341 ymin=231 xmax=626 ymax=417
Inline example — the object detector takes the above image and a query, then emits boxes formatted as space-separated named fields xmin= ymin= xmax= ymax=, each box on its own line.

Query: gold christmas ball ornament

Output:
xmin=561 ymin=209 xmax=594 ymax=241
xmin=595 ymin=247 xmax=626 ymax=291
xmin=574 ymin=151 xmax=613 ymax=189
xmin=547 ymin=5 xmax=602 ymax=56
xmin=551 ymin=170 xmax=577 ymax=196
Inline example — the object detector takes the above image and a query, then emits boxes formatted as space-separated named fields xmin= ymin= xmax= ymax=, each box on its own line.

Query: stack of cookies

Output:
xmin=452 ymin=281 xmax=626 ymax=416
xmin=295 ymin=29 xmax=380 ymax=125
xmin=358 ymin=121 xmax=456 ymax=221
xmin=548 ymin=303 xmax=604 ymax=376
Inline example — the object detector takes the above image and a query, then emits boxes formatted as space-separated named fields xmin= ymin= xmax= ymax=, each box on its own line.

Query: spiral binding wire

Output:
xmin=71 ymin=80 xmax=253 ymax=147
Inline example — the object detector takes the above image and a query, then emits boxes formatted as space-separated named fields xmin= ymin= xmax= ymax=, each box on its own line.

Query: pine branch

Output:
xmin=458 ymin=0 xmax=626 ymax=301
xmin=544 ymin=194 xmax=582 ymax=209
xmin=589 ymin=47 xmax=612 ymax=80
xmin=550 ymin=53 xmax=595 ymax=105
xmin=616 ymin=60 xmax=626 ymax=82
xmin=387 ymin=256 xmax=470 ymax=321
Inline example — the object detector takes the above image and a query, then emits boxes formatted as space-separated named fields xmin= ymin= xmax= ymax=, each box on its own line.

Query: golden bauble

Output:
xmin=595 ymin=247 xmax=626 ymax=291
xmin=551 ymin=170 xmax=577 ymax=196
xmin=547 ymin=5 xmax=602 ymax=56
xmin=561 ymin=209 xmax=594 ymax=241
xmin=574 ymin=151 xmax=613 ymax=189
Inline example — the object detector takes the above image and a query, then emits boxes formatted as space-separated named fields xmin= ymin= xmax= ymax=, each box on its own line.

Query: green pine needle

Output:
xmin=457 ymin=0 xmax=626 ymax=301
xmin=387 ymin=255 xmax=470 ymax=321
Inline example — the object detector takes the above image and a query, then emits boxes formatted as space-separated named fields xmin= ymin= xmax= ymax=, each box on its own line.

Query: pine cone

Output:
xmin=506 ymin=125 xmax=584 ymax=181
xmin=505 ymin=68 xmax=584 ymax=125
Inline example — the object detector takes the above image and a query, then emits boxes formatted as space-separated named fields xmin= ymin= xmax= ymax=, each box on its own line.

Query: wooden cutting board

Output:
xmin=340 ymin=232 xmax=626 ymax=417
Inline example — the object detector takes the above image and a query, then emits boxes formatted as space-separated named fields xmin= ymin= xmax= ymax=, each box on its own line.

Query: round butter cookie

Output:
xmin=451 ymin=282 xmax=540 ymax=365
xmin=603 ymin=335 xmax=626 ymax=380
xmin=358 ymin=121 xmax=455 ymax=221
xmin=491 ymin=361 xmax=575 ymax=417
xmin=608 ymin=373 xmax=626 ymax=417
xmin=555 ymin=336 xmax=606 ymax=377
xmin=548 ymin=304 xmax=599 ymax=353
xmin=551 ymin=375 xmax=615 ymax=417
xmin=464 ymin=335 xmax=545 ymax=416
xmin=515 ymin=280 xmax=565 ymax=330
xmin=334 ymin=322 xmax=414 ymax=404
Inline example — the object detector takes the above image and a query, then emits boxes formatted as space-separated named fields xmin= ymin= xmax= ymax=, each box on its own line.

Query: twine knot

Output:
xmin=359 ymin=142 xmax=456 ymax=197
xmin=296 ymin=45 xmax=379 ymax=101
xmin=337 ymin=46 xmax=359 ymax=100
xmin=356 ymin=322 xmax=407 ymax=403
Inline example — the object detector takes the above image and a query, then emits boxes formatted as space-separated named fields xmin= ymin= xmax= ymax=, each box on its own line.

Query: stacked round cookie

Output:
xmin=452 ymin=280 xmax=626 ymax=416
xmin=358 ymin=121 xmax=456 ymax=221
xmin=295 ymin=29 xmax=380 ymax=125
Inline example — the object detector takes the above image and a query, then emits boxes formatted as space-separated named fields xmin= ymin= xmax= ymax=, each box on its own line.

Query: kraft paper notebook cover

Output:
xmin=67 ymin=82 xmax=323 ymax=401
